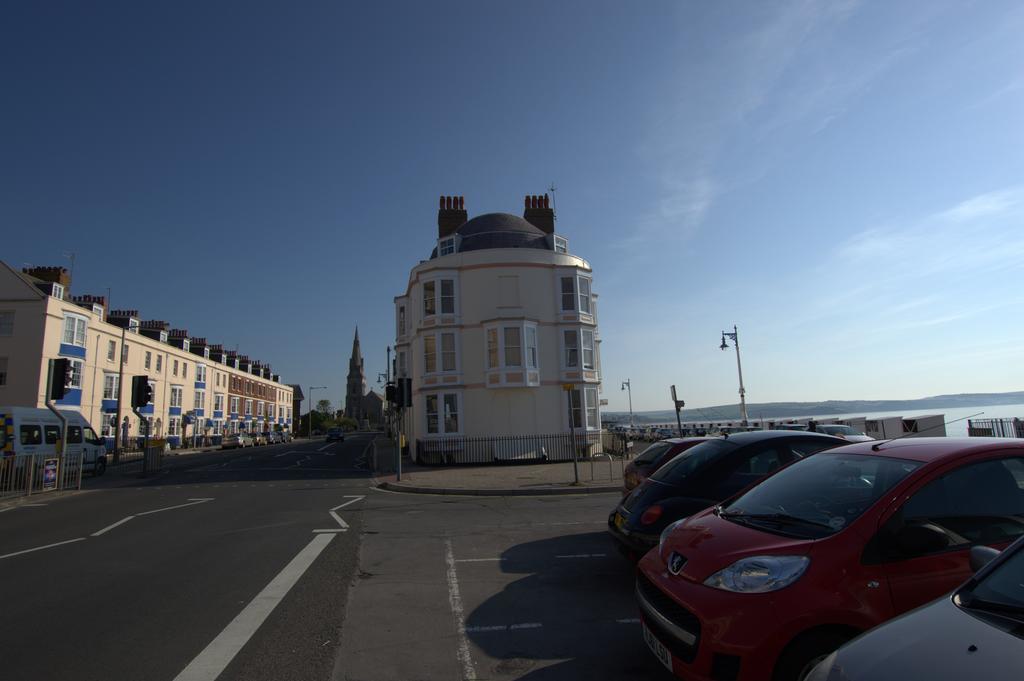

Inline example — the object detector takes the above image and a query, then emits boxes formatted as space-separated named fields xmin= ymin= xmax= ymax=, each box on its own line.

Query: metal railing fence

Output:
xmin=968 ymin=418 xmax=1024 ymax=439
xmin=414 ymin=431 xmax=605 ymax=466
xmin=1 ymin=453 xmax=83 ymax=500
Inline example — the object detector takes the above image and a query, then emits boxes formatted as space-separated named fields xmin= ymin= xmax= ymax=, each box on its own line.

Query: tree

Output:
xmin=316 ymin=399 xmax=333 ymax=417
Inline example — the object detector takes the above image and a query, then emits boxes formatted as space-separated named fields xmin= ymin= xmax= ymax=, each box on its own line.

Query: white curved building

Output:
xmin=394 ymin=195 xmax=601 ymax=462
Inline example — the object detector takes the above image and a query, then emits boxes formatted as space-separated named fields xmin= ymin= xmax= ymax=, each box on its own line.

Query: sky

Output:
xmin=3 ymin=0 xmax=1023 ymax=413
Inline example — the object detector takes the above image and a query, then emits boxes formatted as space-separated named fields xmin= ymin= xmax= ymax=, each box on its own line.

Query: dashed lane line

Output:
xmin=444 ymin=538 xmax=477 ymax=681
xmin=91 ymin=516 xmax=135 ymax=536
xmin=0 ymin=537 xmax=87 ymax=561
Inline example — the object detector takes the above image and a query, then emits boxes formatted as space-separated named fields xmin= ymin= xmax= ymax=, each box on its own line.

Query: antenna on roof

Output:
xmin=870 ymin=411 xmax=984 ymax=451
xmin=548 ymin=182 xmax=557 ymax=222
xmin=62 ymin=251 xmax=75 ymax=282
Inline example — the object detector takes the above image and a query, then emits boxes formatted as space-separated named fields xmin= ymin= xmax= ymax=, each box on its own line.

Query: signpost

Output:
xmin=671 ymin=385 xmax=685 ymax=438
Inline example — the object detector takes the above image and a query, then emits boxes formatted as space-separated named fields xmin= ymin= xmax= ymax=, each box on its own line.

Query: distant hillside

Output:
xmin=605 ymin=391 xmax=1024 ymax=423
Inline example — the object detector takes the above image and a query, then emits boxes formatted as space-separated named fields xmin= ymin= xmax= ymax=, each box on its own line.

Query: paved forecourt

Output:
xmin=0 ymin=434 xmax=376 ymax=681
xmin=337 ymin=489 xmax=672 ymax=681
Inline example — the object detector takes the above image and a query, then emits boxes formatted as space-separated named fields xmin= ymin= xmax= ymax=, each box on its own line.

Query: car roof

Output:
xmin=820 ymin=437 xmax=1024 ymax=463
xmin=711 ymin=430 xmax=845 ymax=445
xmin=661 ymin=437 xmax=714 ymax=444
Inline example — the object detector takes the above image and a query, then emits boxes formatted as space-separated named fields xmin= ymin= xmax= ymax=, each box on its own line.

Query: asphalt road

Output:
xmin=0 ymin=437 xmax=671 ymax=681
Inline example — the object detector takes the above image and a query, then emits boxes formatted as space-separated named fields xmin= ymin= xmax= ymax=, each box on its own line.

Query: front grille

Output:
xmin=636 ymin=572 xmax=701 ymax=663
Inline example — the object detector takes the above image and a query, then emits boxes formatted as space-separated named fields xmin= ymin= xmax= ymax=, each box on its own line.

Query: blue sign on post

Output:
xmin=183 ymin=412 xmax=195 ymax=426
xmin=42 ymin=458 xmax=59 ymax=492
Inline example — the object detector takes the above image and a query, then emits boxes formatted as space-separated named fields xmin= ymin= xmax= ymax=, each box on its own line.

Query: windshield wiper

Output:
xmin=719 ymin=511 xmax=834 ymax=531
xmin=959 ymin=594 xmax=1024 ymax=622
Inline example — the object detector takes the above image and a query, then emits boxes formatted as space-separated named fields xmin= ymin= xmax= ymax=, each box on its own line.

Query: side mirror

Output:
xmin=969 ymin=545 xmax=1000 ymax=572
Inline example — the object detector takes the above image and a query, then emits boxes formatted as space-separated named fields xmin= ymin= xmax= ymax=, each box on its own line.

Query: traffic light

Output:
xmin=131 ymin=375 xmax=153 ymax=408
xmin=385 ymin=383 xmax=396 ymax=404
xmin=48 ymin=358 xmax=74 ymax=400
xmin=395 ymin=377 xmax=412 ymax=408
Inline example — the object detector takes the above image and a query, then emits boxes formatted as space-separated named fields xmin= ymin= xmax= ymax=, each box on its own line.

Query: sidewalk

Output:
xmin=372 ymin=438 xmax=627 ymax=496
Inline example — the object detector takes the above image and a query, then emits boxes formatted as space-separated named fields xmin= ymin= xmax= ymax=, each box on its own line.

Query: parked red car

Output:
xmin=637 ymin=437 xmax=1024 ymax=681
xmin=622 ymin=438 xmax=711 ymax=495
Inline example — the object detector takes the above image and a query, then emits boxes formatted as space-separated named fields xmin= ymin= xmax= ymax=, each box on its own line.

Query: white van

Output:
xmin=0 ymin=406 xmax=107 ymax=476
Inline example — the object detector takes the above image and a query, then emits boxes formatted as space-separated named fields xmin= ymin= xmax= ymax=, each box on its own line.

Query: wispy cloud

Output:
xmin=935 ymin=187 xmax=1024 ymax=222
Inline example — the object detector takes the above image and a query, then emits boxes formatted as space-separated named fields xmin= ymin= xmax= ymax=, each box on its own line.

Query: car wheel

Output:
xmin=94 ymin=458 xmax=107 ymax=477
xmin=773 ymin=630 xmax=853 ymax=681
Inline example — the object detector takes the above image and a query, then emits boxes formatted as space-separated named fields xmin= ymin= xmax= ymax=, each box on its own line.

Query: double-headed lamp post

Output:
xmin=308 ymin=385 xmax=327 ymax=437
xmin=621 ymin=379 xmax=634 ymax=427
xmin=720 ymin=325 xmax=749 ymax=425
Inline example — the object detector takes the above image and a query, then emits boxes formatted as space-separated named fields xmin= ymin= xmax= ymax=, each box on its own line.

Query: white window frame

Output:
xmin=553 ymin=235 xmax=568 ymax=254
xmin=561 ymin=328 xmax=597 ymax=371
xmin=421 ymin=274 xmax=458 ymax=318
xmin=144 ymin=351 xmax=152 ymax=370
xmin=558 ymin=273 xmax=593 ymax=314
xmin=103 ymin=373 xmax=120 ymax=400
xmin=68 ymin=359 xmax=84 ymax=389
xmin=568 ymin=387 xmax=600 ymax=430
xmin=257 ymin=401 xmax=264 ymax=417
xmin=62 ymin=313 xmax=88 ymax=347
xmin=107 ymin=340 xmax=116 ymax=362
xmin=230 ymin=396 xmax=240 ymax=414
xmin=170 ymin=385 xmax=183 ymax=409
xmin=582 ymin=329 xmax=595 ymax=370
xmin=194 ymin=390 xmax=205 ymax=410
xmin=438 ymin=236 xmax=458 ymax=256
xmin=196 ymin=364 xmax=207 ymax=383
xmin=244 ymin=399 xmax=253 ymax=416
xmin=484 ymin=322 xmax=539 ymax=372
xmin=51 ymin=284 xmax=64 ymax=300
xmin=156 ymin=354 xmax=162 ymax=373
xmin=424 ymin=391 xmax=462 ymax=436
xmin=214 ymin=393 xmax=225 ymax=412
xmin=397 ymin=305 xmax=406 ymax=337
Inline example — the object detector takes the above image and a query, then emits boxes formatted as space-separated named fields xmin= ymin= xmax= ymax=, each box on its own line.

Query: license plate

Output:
xmin=614 ymin=512 xmax=626 ymax=530
xmin=643 ymin=621 xmax=673 ymax=673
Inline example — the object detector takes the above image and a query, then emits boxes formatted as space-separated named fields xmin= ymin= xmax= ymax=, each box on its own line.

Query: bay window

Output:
xmin=441 ymin=333 xmax=456 ymax=372
xmin=562 ymin=328 xmax=597 ymax=372
xmin=558 ymin=274 xmax=593 ymax=315
xmin=423 ymin=332 xmax=457 ymax=374
xmin=424 ymin=335 xmax=436 ymax=373
xmin=486 ymin=328 xmax=499 ymax=369
xmin=423 ymin=281 xmax=436 ymax=316
xmin=62 ymin=314 xmax=87 ymax=347
xmin=440 ymin=280 xmax=455 ymax=314
xmin=582 ymin=330 xmax=595 ymax=370
xmin=563 ymin=330 xmax=578 ymax=368
xmin=503 ymin=327 xmax=522 ymax=367
xmin=485 ymin=322 xmax=538 ymax=371
xmin=526 ymin=326 xmax=538 ymax=369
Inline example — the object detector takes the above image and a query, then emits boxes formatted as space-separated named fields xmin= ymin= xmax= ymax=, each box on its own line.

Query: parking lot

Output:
xmin=339 ymin=490 xmax=669 ymax=681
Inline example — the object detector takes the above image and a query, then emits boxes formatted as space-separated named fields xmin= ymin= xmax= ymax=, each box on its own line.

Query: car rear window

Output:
xmin=633 ymin=442 xmax=673 ymax=465
xmin=649 ymin=440 xmax=733 ymax=485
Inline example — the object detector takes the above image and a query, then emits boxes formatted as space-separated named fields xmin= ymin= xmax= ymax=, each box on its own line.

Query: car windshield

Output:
xmin=633 ymin=441 xmax=674 ymax=465
xmin=649 ymin=440 xmax=733 ymax=485
xmin=960 ymin=542 xmax=1024 ymax=614
xmin=722 ymin=453 xmax=922 ymax=537
xmin=819 ymin=425 xmax=861 ymax=436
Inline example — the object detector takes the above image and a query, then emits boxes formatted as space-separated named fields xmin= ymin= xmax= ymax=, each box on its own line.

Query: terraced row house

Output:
xmin=0 ymin=262 xmax=294 ymax=448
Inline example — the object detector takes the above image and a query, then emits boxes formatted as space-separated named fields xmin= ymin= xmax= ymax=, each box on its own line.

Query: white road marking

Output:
xmin=172 ymin=533 xmax=336 ymax=681
xmin=444 ymin=539 xmax=477 ymax=681
xmin=616 ymin=618 xmax=641 ymax=624
xmin=328 ymin=511 xmax=349 ymax=529
xmin=0 ymin=507 xmax=17 ymax=513
xmin=330 ymin=495 xmax=365 ymax=511
xmin=23 ymin=503 xmax=47 ymax=507
xmin=555 ymin=553 xmax=607 ymax=559
xmin=92 ymin=516 xmax=136 ymax=536
xmin=0 ymin=537 xmax=87 ymax=561
xmin=312 ymin=529 xmax=346 ymax=533
xmin=136 ymin=498 xmax=214 ymax=516
xmin=464 ymin=622 xmax=543 ymax=633
xmin=455 ymin=558 xmax=504 ymax=563
xmin=318 ymin=442 xmax=335 ymax=452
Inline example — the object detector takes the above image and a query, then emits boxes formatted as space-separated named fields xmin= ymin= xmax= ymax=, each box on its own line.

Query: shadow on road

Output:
xmin=464 ymin=531 xmax=670 ymax=680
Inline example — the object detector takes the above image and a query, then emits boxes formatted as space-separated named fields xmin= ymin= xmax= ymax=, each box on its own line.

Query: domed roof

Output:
xmin=457 ymin=213 xmax=545 ymax=237
xmin=431 ymin=212 xmax=550 ymax=258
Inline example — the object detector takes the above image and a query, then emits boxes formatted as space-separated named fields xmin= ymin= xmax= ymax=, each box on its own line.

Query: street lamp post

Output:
xmin=308 ymin=385 xmax=327 ymax=438
xmin=720 ymin=325 xmax=749 ymax=425
xmin=620 ymin=379 xmax=634 ymax=427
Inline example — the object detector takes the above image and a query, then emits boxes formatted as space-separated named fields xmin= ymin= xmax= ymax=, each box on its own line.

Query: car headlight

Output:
xmin=703 ymin=555 xmax=809 ymax=593
xmin=658 ymin=518 xmax=688 ymax=559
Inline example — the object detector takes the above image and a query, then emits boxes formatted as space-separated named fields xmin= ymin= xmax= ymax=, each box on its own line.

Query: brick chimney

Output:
xmin=523 ymin=194 xmax=554 ymax=234
xmin=139 ymin=319 xmax=170 ymax=342
xmin=22 ymin=266 xmax=71 ymax=287
xmin=71 ymin=294 xmax=106 ymax=318
xmin=108 ymin=309 xmax=140 ymax=330
xmin=438 ymin=195 xmax=467 ymax=238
